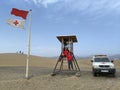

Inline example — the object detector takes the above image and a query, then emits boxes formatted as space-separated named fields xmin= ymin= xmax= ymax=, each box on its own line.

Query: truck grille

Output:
xmin=99 ymin=65 xmax=110 ymax=68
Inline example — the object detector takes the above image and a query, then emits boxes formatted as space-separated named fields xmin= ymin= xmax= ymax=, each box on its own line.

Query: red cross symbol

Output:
xmin=13 ymin=20 xmax=19 ymax=26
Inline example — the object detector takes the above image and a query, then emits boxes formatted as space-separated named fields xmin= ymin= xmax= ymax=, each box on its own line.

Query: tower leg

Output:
xmin=51 ymin=55 xmax=63 ymax=76
xmin=73 ymin=55 xmax=80 ymax=71
xmin=59 ymin=58 xmax=64 ymax=72
xmin=72 ymin=54 xmax=81 ymax=77
xmin=72 ymin=59 xmax=77 ymax=71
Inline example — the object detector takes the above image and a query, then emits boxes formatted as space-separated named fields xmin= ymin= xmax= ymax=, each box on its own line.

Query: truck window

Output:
xmin=94 ymin=58 xmax=110 ymax=62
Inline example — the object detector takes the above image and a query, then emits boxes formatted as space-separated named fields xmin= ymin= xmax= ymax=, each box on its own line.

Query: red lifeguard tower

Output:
xmin=51 ymin=35 xmax=80 ymax=76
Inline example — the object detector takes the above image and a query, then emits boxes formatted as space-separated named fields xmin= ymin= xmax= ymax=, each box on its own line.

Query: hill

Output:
xmin=0 ymin=53 xmax=55 ymax=68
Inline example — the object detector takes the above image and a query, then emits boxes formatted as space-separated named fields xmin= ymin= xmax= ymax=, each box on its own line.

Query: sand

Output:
xmin=0 ymin=53 xmax=120 ymax=90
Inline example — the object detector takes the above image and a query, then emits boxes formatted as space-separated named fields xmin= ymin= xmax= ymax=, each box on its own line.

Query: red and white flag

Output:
xmin=11 ymin=8 xmax=29 ymax=19
xmin=7 ymin=19 xmax=25 ymax=29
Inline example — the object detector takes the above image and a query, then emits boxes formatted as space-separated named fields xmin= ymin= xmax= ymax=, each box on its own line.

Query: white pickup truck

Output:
xmin=91 ymin=55 xmax=116 ymax=77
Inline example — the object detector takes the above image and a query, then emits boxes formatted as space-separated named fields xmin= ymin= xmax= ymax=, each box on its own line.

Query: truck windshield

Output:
xmin=94 ymin=58 xmax=110 ymax=62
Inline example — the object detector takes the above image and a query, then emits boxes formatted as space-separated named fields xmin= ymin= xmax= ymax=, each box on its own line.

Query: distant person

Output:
xmin=19 ymin=51 xmax=21 ymax=54
xmin=67 ymin=52 xmax=73 ymax=70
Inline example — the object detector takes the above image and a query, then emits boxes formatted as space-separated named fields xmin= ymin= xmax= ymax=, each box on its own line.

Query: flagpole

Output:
xmin=26 ymin=9 xmax=32 ymax=79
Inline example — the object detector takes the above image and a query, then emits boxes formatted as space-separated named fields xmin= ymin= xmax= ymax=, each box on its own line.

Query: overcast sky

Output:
xmin=0 ymin=0 xmax=120 ymax=57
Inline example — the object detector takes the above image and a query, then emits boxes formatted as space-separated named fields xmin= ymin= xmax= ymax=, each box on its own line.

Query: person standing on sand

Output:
xmin=67 ymin=52 xmax=73 ymax=70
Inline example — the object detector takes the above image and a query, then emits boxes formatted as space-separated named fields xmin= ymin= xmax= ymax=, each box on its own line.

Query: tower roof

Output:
xmin=57 ymin=35 xmax=78 ymax=43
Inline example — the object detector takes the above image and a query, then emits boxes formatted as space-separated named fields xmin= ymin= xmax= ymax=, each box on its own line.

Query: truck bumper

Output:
xmin=93 ymin=68 xmax=116 ymax=74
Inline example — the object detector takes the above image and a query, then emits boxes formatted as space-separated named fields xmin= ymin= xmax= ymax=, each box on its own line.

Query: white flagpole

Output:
xmin=26 ymin=9 xmax=32 ymax=79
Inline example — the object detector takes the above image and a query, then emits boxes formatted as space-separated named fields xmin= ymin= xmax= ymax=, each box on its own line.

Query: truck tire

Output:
xmin=92 ymin=68 xmax=97 ymax=77
xmin=93 ymin=72 xmax=97 ymax=77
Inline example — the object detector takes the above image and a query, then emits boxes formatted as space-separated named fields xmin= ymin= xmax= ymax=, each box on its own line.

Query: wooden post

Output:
xmin=61 ymin=38 xmax=64 ymax=52
xmin=25 ymin=9 xmax=32 ymax=79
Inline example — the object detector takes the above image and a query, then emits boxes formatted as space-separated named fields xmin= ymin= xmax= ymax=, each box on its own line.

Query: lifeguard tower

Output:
xmin=51 ymin=35 xmax=80 ymax=76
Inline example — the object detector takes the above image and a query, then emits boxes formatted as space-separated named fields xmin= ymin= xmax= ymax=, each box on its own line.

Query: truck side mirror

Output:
xmin=111 ymin=60 xmax=114 ymax=63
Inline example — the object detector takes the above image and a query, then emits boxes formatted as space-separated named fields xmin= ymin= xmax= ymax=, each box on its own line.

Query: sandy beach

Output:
xmin=0 ymin=53 xmax=120 ymax=90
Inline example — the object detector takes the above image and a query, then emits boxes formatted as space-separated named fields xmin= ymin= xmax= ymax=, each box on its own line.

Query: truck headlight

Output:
xmin=93 ymin=65 xmax=99 ymax=68
xmin=110 ymin=65 xmax=114 ymax=68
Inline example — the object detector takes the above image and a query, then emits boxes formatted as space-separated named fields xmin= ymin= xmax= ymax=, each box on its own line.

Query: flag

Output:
xmin=11 ymin=8 xmax=29 ymax=19
xmin=7 ymin=19 xmax=25 ymax=29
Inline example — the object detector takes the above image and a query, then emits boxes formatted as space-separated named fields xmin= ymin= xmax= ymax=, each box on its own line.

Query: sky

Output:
xmin=0 ymin=0 xmax=120 ymax=57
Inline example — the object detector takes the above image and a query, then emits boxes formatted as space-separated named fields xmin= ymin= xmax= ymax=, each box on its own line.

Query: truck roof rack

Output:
xmin=93 ymin=55 xmax=107 ymax=58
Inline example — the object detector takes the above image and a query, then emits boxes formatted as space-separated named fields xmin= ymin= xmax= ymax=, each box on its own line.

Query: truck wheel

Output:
xmin=93 ymin=68 xmax=97 ymax=77
xmin=93 ymin=72 xmax=97 ymax=77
